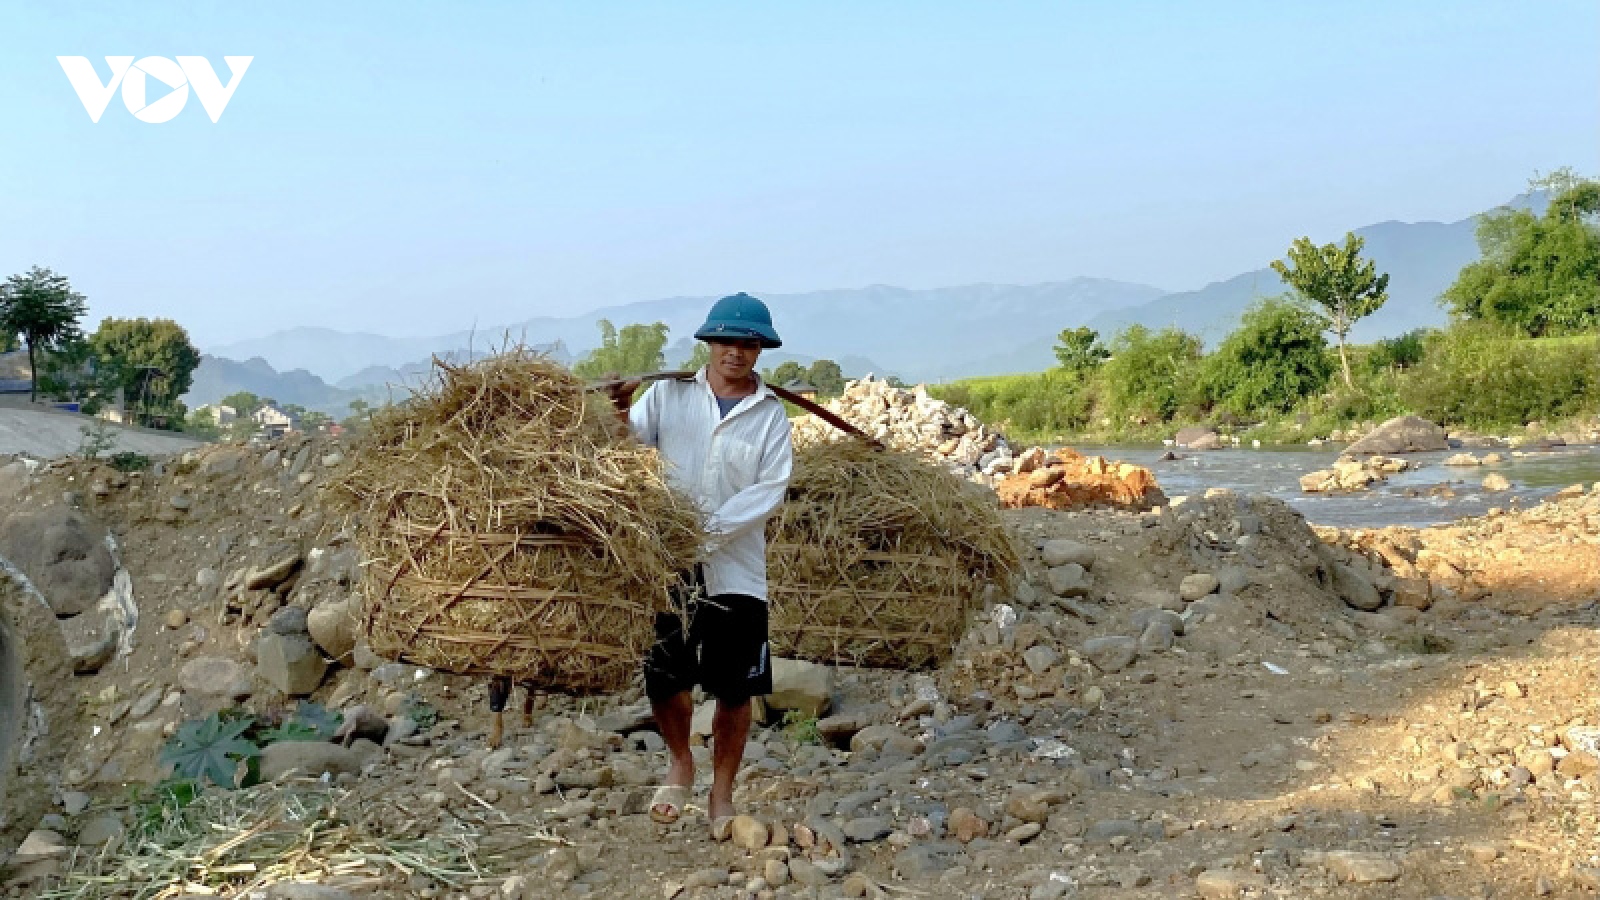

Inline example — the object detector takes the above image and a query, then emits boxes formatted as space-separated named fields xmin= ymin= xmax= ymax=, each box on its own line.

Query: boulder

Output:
xmin=1040 ymin=539 xmax=1095 ymax=569
xmin=998 ymin=449 xmax=1165 ymax=512
xmin=766 ymin=658 xmax=834 ymax=718
xmin=1334 ymin=564 xmax=1383 ymax=612
xmin=1081 ymin=636 xmax=1138 ymax=673
xmin=1443 ymin=453 xmax=1480 ymax=467
xmin=256 ymin=633 xmax=328 ymax=696
xmin=0 ymin=505 xmax=115 ymax=617
xmin=1482 ymin=473 xmax=1511 ymax=492
xmin=259 ymin=740 xmax=374 ymax=782
xmin=1344 ymin=415 xmax=1448 ymax=455
xmin=306 ymin=598 xmax=356 ymax=664
xmin=1179 ymin=573 xmax=1219 ymax=602
xmin=1188 ymin=433 xmax=1225 ymax=451
xmin=1173 ymin=426 xmax=1216 ymax=448
xmin=179 ymin=657 xmax=254 ymax=701
xmin=1045 ymin=564 xmax=1090 ymax=598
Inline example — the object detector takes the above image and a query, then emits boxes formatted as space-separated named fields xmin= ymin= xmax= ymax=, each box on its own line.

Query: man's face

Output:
xmin=706 ymin=338 xmax=762 ymax=382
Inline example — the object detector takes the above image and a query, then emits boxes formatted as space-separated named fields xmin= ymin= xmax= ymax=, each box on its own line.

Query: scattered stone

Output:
xmin=306 ymin=598 xmax=356 ymax=664
xmin=179 ymin=656 xmax=254 ymax=701
xmin=1482 ymin=473 xmax=1512 ymax=492
xmin=730 ymin=815 xmax=770 ymax=851
xmin=1179 ymin=573 xmax=1219 ymax=601
xmin=257 ymin=632 xmax=329 ymax=696
xmin=1046 ymin=563 xmax=1091 ymax=597
xmin=766 ymin=658 xmax=834 ymax=718
xmin=948 ymin=807 xmax=988 ymax=843
xmin=76 ymin=815 xmax=125 ymax=846
xmin=1081 ymin=635 xmax=1138 ymax=672
xmin=1021 ymin=644 xmax=1060 ymax=675
xmin=1323 ymin=850 xmax=1402 ymax=883
xmin=1195 ymin=870 xmax=1266 ymax=898
xmin=843 ymin=817 xmax=892 ymax=842
xmin=1040 ymin=539 xmax=1095 ymax=569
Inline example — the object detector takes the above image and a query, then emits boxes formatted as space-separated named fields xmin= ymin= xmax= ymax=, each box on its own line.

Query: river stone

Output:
xmin=256 ymin=632 xmax=328 ymax=696
xmin=1334 ymin=564 xmax=1383 ymax=611
xmin=1345 ymin=415 xmax=1448 ymax=455
xmin=767 ymin=657 xmax=834 ymax=718
xmin=1179 ymin=573 xmax=1219 ymax=601
xmin=1022 ymin=644 xmax=1060 ymax=674
xmin=1081 ymin=636 xmax=1138 ymax=672
xmin=180 ymin=656 xmax=254 ymax=701
xmin=1482 ymin=473 xmax=1511 ymax=492
xmin=1129 ymin=607 xmax=1184 ymax=637
xmin=306 ymin=597 xmax=356 ymax=664
xmin=1138 ymin=620 xmax=1175 ymax=652
xmin=1322 ymin=851 xmax=1402 ymax=883
xmin=1046 ymin=563 xmax=1090 ymax=597
xmin=1040 ymin=539 xmax=1095 ymax=569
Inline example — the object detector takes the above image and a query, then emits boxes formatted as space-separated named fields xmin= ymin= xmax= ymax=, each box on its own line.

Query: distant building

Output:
xmin=781 ymin=380 xmax=819 ymax=402
xmin=194 ymin=403 xmax=238 ymax=426
xmin=252 ymin=404 xmax=297 ymax=439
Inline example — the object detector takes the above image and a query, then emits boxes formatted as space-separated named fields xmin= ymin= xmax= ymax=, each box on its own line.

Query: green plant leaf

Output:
xmin=159 ymin=714 xmax=260 ymax=789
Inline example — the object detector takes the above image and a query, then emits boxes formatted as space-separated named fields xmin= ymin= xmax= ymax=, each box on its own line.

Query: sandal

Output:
xmin=709 ymin=815 xmax=734 ymax=842
xmin=649 ymin=785 xmax=689 ymax=825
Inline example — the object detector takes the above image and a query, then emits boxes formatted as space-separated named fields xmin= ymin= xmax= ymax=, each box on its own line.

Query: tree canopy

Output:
xmin=1053 ymin=326 xmax=1109 ymax=373
xmin=806 ymin=359 xmax=845 ymax=396
xmin=766 ymin=360 xmax=807 ymax=387
xmin=88 ymin=318 xmax=202 ymax=428
xmin=1201 ymin=297 xmax=1333 ymax=416
xmin=0 ymin=266 xmax=87 ymax=401
xmin=1442 ymin=172 xmax=1600 ymax=337
xmin=1270 ymin=232 xmax=1389 ymax=388
xmin=1101 ymin=325 xmax=1205 ymax=423
xmin=572 ymin=319 xmax=669 ymax=379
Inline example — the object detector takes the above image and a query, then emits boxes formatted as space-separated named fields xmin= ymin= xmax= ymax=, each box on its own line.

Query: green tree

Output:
xmin=185 ymin=406 xmax=222 ymax=440
xmin=87 ymin=318 xmax=202 ymax=428
xmin=1442 ymin=173 xmax=1600 ymax=337
xmin=1270 ymin=233 xmax=1389 ymax=389
xmin=0 ymin=267 xmax=88 ymax=401
xmin=683 ymin=342 xmax=711 ymax=371
xmin=805 ymin=359 xmax=845 ymax=396
xmin=1200 ymin=298 xmax=1333 ymax=416
xmin=220 ymin=391 xmax=263 ymax=416
xmin=1100 ymin=325 xmax=1205 ymax=423
xmin=1053 ymin=326 xmax=1109 ymax=373
xmin=572 ymin=319 xmax=670 ymax=379
xmin=1364 ymin=328 xmax=1430 ymax=374
xmin=766 ymin=360 xmax=807 ymax=387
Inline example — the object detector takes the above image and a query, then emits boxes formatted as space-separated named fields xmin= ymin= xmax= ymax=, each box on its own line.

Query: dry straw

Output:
xmin=767 ymin=439 xmax=1019 ymax=669
xmin=326 ymin=349 xmax=702 ymax=694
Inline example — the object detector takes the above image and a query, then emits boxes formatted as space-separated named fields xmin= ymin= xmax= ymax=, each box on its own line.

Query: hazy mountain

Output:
xmin=203 ymin=192 xmax=1537 ymax=386
xmin=1080 ymin=193 xmax=1548 ymax=349
xmin=210 ymin=279 xmax=1163 ymax=385
xmin=184 ymin=355 xmax=397 ymax=417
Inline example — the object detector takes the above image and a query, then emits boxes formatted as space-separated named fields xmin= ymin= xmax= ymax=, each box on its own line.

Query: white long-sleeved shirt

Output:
xmin=629 ymin=368 xmax=794 ymax=602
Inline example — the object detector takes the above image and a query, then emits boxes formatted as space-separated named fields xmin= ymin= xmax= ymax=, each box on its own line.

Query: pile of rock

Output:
xmin=997 ymin=448 xmax=1165 ymax=511
xmin=1299 ymin=455 xmax=1412 ymax=493
xmin=789 ymin=377 xmax=1014 ymax=477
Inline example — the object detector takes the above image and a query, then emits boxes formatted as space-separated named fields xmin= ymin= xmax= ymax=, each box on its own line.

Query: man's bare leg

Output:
xmin=709 ymin=698 xmax=752 ymax=822
xmin=651 ymin=691 xmax=695 ymax=818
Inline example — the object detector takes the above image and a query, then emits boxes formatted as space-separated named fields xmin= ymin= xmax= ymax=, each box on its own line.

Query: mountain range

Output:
xmin=185 ymin=192 xmax=1536 ymax=415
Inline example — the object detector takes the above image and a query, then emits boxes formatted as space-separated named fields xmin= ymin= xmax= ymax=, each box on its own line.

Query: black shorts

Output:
xmin=644 ymin=573 xmax=772 ymax=704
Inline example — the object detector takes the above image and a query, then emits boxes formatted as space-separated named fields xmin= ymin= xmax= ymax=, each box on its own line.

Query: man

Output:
xmin=607 ymin=292 xmax=794 ymax=837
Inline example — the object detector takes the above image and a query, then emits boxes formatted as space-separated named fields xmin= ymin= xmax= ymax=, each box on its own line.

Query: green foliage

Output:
xmin=129 ymin=778 xmax=201 ymax=833
xmin=766 ymin=360 xmax=807 ymax=387
xmin=77 ymin=419 xmax=118 ymax=459
xmin=1270 ymin=232 xmax=1389 ymax=387
xmin=184 ymin=406 xmax=222 ymax=440
xmin=572 ymin=319 xmax=670 ymax=379
xmin=806 ymin=359 xmax=845 ymax=396
xmin=220 ymin=391 xmax=263 ymax=416
xmin=1399 ymin=325 xmax=1600 ymax=428
xmin=86 ymin=318 xmax=201 ymax=429
xmin=1442 ymin=174 xmax=1600 ymax=336
xmin=258 ymin=701 xmax=343 ymax=744
xmin=1200 ymin=298 xmax=1333 ymax=417
xmin=160 ymin=713 xmax=260 ymax=789
xmin=1364 ymin=328 xmax=1430 ymax=373
xmin=1101 ymin=325 xmax=1206 ymax=424
xmin=109 ymin=451 xmax=151 ymax=472
xmin=1053 ymin=326 xmax=1109 ymax=373
xmin=405 ymin=699 xmax=439 ymax=731
xmin=0 ymin=266 xmax=88 ymax=401
xmin=682 ymin=342 xmax=711 ymax=371
xmin=929 ymin=368 xmax=1096 ymax=439
xmin=781 ymin=710 xmax=821 ymax=745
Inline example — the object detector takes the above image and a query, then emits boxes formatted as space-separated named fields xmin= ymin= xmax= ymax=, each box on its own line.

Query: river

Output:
xmin=1066 ymin=443 xmax=1600 ymax=529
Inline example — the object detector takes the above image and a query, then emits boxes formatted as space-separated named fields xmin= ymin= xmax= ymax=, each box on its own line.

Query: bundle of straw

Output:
xmin=327 ymin=349 xmax=702 ymax=694
xmin=767 ymin=440 xmax=1018 ymax=669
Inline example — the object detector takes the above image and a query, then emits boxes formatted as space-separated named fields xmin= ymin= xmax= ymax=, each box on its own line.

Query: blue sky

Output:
xmin=1 ymin=2 xmax=1595 ymax=347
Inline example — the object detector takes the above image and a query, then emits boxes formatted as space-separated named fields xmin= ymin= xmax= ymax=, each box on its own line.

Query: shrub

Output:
xmin=1400 ymin=325 xmax=1600 ymax=427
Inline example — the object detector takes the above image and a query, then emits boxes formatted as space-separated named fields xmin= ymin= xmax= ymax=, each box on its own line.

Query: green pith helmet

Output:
xmin=694 ymin=292 xmax=782 ymax=348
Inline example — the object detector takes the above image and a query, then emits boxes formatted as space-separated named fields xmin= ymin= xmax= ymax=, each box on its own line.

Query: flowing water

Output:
xmin=1064 ymin=443 xmax=1600 ymax=529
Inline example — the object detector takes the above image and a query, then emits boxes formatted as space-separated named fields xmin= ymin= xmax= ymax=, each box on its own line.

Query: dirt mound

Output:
xmin=996 ymin=447 xmax=1165 ymax=511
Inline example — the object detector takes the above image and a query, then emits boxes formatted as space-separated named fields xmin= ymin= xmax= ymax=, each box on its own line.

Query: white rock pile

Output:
xmin=790 ymin=377 xmax=1014 ymax=478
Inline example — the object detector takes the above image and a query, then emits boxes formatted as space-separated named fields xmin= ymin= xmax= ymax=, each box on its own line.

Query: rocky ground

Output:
xmin=0 ymin=435 xmax=1597 ymax=899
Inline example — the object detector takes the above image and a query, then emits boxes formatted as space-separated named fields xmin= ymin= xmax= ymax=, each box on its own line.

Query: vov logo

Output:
xmin=58 ymin=56 xmax=253 ymax=123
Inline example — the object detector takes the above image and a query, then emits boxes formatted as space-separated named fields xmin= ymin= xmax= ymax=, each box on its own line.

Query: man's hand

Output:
xmin=603 ymin=372 xmax=642 ymax=418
